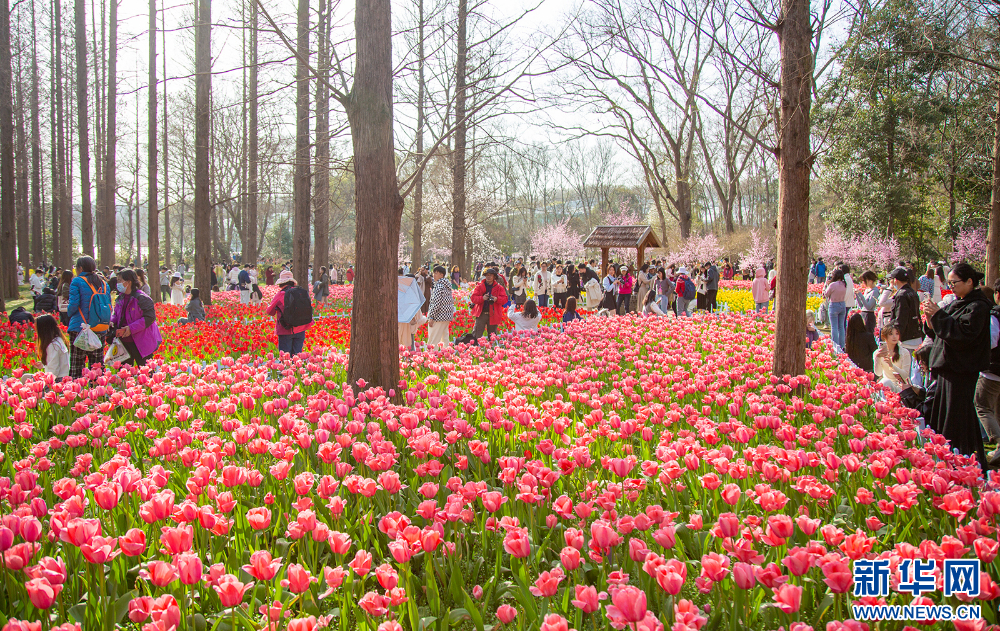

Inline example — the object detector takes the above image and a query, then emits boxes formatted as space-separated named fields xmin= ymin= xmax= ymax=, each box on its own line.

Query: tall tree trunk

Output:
xmin=29 ymin=0 xmax=41 ymax=264
xmin=102 ymin=0 xmax=117 ymax=267
xmin=292 ymin=0 xmax=310 ymax=285
xmin=246 ymin=0 xmax=257 ymax=265
xmin=75 ymin=0 xmax=93 ymax=255
xmin=0 ymin=0 xmax=15 ymax=298
xmin=146 ymin=0 xmax=159 ymax=299
xmin=411 ymin=0 xmax=424 ymax=267
xmin=345 ymin=0 xmax=404 ymax=391
xmin=56 ymin=0 xmax=71 ymax=260
xmin=987 ymin=81 xmax=1000 ymax=289
xmin=49 ymin=3 xmax=59 ymax=263
xmin=161 ymin=0 xmax=169 ymax=267
xmin=93 ymin=0 xmax=104 ymax=261
xmin=313 ymin=0 xmax=330 ymax=274
xmin=771 ymin=0 xmax=812 ymax=378
xmin=450 ymin=0 xmax=467 ymax=275
xmin=15 ymin=47 xmax=29 ymax=268
xmin=195 ymin=0 xmax=211 ymax=302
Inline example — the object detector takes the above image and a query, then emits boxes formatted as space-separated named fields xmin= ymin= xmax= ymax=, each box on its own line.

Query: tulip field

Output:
xmin=1 ymin=288 xmax=997 ymax=631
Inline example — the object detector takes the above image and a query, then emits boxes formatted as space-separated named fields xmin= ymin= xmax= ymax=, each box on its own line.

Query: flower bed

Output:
xmin=0 ymin=313 xmax=995 ymax=631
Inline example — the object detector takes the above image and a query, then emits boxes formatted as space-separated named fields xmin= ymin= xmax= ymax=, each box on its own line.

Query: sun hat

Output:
xmin=677 ymin=267 xmax=688 ymax=275
xmin=277 ymin=270 xmax=296 ymax=285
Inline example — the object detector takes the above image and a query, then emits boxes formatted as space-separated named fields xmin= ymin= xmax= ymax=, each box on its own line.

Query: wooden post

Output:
xmin=637 ymin=244 xmax=645 ymax=269
xmin=601 ymin=248 xmax=609 ymax=276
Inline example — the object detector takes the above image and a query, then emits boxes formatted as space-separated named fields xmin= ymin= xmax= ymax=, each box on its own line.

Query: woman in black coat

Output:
xmin=921 ymin=263 xmax=992 ymax=470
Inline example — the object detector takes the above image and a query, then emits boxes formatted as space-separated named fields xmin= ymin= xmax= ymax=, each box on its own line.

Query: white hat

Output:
xmin=677 ymin=267 xmax=688 ymax=275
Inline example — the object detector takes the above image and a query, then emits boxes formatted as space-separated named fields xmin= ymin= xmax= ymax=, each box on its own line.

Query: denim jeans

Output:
xmin=829 ymin=301 xmax=846 ymax=349
xmin=657 ymin=294 xmax=670 ymax=314
xmin=537 ymin=294 xmax=549 ymax=307
xmin=278 ymin=331 xmax=306 ymax=356
xmin=755 ymin=302 xmax=769 ymax=313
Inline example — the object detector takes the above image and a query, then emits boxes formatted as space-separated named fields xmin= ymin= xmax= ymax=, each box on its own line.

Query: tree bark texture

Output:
xmin=161 ymin=1 xmax=170 ymax=267
xmin=292 ymin=0 xmax=310 ymax=285
xmin=29 ymin=0 xmax=41 ymax=264
xmin=102 ymin=0 xmax=118 ymax=267
xmin=411 ymin=0 xmax=424 ymax=267
xmin=15 ymin=51 xmax=29 ymax=267
xmin=75 ymin=0 xmax=93 ymax=255
xmin=56 ymin=0 xmax=70 ymax=260
xmin=771 ymin=0 xmax=812 ymax=378
xmin=313 ymin=0 xmax=330 ymax=273
xmin=987 ymin=81 xmax=1000 ymax=289
xmin=147 ymin=0 xmax=159 ymax=300
xmin=246 ymin=0 xmax=257 ymax=265
xmin=345 ymin=0 xmax=405 ymax=392
xmin=450 ymin=0 xmax=467 ymax=275
xmin=0 ymin=0 xmax=16 ymax=298
xmin=195 ymin=0 xmax=212 ymax=303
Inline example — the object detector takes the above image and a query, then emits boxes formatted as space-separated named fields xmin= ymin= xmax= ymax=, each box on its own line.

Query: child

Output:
xmin=751 ymin=268 xmax=770 ymax=313
xmin=805 ymin=310 xmax=820 ymax=348
xmin=35 ymin=314 xmax=69 ymax=379
xmin=178 ymin=288 xmax=206 ymax=325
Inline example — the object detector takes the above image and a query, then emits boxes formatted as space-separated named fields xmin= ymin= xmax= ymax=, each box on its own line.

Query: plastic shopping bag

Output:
xmin=104 ymin=338 xmax=130 ymax=364
xmin=73 ymin=324 xmax=102 ymax=352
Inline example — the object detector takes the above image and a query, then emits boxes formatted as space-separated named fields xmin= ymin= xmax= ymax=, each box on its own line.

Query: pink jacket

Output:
xmin=265 ymin=287 xmax=313 ymax=336
xmin=751 ymin=268 xmax=770 ymax=303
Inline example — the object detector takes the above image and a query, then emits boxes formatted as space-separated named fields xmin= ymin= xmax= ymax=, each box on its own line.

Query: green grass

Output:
xmin=4 ymin=284 xmax=34 ymax=312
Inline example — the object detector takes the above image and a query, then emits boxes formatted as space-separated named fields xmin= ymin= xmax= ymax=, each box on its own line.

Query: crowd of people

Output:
xmin=823 ymin=260 xmax=999 ymax=470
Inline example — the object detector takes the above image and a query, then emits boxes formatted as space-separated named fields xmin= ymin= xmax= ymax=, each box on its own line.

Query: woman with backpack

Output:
xmin=266 ymin=270 xmax=314 ymax=356
xmin=674 ymin=267 xmax=694 ymax=316
xmin=110 ymin=269 xmax=163 ymax=367
xmin=66 ymin=256 xmax=110 ymax=379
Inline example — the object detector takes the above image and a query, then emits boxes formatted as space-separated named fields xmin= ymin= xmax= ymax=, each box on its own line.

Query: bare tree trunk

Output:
xmin=0 ymin=0 xmax=15 ymax=298
xmin=313 ymin=0 xmax=330 ymax=274
xmin=75 ymin=0 xmax=93 ymax=255
xmin=450 ymin=0 xmax=467 ymax=275
xmin=292 ymin=0 xmax=310 ymax=284
xmin=146 ymin=0 xmax=158 ymax=300
xmin=987 ymin=81 xmax=1000 ymax=289
xmin=195 ymin=0 xmax=211 ymax=302
xmin=411 ymin=0 xmax=425 ymax=267
xmin=30 ymin=0 xmax=41 ymax=264
xmin=56 ymin=0 xmax=71 ymax=260
xmin=93 ymin=0 xmax=104 ymax=261
xmin=15 ymin=47 xmax=29 ymax=268
xmin=345 ymin=0 xmax=404 ymax=391
xmin=771 ymin=0 xmax=812 ymax=378
xmin=246 ymin=0 xmax=257 ymax=265
xmin=161 ymin=0 xmax=169 ymax=267
xmin=49 ymin=2 xmax=59 ymax=263
xmin=102 ymin=0 xmax=117 ymax=267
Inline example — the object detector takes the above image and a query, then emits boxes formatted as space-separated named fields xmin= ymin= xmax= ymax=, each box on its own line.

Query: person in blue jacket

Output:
xmin=67 ymin=256 xmax=111 ymax=379
xmin=815 ymin=258 xmax=827 ymax=283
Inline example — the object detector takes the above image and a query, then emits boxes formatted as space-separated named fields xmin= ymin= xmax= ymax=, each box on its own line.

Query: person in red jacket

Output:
xmin=471 ymin=268 xmax=508 ymax=340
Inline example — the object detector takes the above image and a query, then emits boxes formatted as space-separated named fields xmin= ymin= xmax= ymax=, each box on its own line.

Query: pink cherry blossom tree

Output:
xmin=950 ymin=226 xmax=987 ymax=265
xmin=530 ymin=220 xmax=585 ymax=261
xmin=665 ymin=233 xmax=723 ymax=266
xmin=739 ymin=229 xmax=773 ymax=273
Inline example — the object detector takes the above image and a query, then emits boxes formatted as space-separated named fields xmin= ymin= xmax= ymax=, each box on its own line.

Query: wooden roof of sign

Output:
xmin=582 ymin=225 xmax=662 ymax=249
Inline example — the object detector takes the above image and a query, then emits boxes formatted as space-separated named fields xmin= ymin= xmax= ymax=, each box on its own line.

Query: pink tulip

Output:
xmin=570 ymin=584 xmax=606 ymax=613
xmin=25 ymin=577 xmax=61 ymax=609
xmin=496 ymin=604 xmax=518 ymax=624
xmin=773 ymin=583 xmax=802 ymax=613
xmin=606 ymin=585 xmax=647 ymax=624
xmin=213 ymin=574 xmax=253 ymax=607
xmin=243 ymin=550 xmax=283 ymax=581
xmin=282 ymin=564 xmax=318 ymax=593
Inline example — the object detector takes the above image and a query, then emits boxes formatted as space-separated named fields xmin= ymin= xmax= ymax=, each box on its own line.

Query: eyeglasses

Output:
xmin=947 ymin=279 xmax=967 ymax=288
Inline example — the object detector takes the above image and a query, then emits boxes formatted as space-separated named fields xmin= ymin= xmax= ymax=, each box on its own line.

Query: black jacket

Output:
xmin=923 ymin=288 xmax=992 ymax=375
xmin=891 ymin=285 xmax=922 ymax=342
xmin=991 ymin=305 xmax=1000 ymax=376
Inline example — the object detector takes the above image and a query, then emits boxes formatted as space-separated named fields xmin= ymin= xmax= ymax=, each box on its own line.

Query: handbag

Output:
xmin=73 ymin=324 xmax=102 ymax=352
xmin=104 ymin=338 xmax=131 ymax=364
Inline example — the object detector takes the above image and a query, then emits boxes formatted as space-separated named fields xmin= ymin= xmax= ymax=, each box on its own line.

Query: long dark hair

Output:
xmin=35 ymin=314 xmax=68 ymax=364
xmin=845 ymin=313 xmax=871 ymax=360
xmin=523 ymin=299 xmax=539 ymax=320
xmin=644 ymin=289 xmax=656 ymax=305
xmin=880 ymin=324 xmax=901 ymax=362
xmin=830 ymin=268 xmax=845 ymax=284
xmin=951 ymin=263 xmax=984 ymax=287
xmin=56 ymin=270 xmax=73 ymax=296
xmin=565 ymin=296 xmax=578 ymax=314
